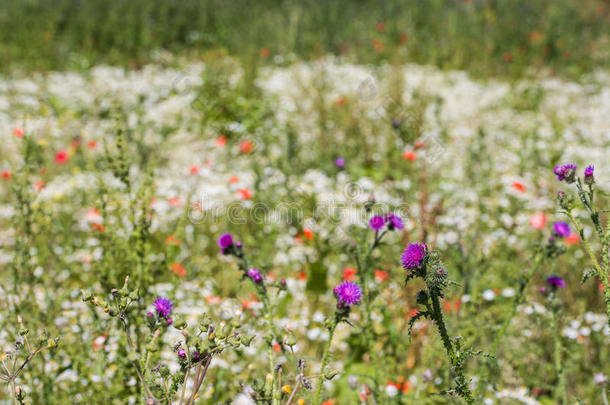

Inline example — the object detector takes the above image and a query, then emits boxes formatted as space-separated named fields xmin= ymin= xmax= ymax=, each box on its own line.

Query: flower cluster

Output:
xmin=368 ymin=212 xmax=404 ymax=231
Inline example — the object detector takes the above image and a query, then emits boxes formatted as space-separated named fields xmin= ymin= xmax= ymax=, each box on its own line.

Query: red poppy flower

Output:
xmin=302 ymin=228 xmax=314 ymax=241
xmin=512 ymin=181 xmax=526 ymax=192
xmin=402 ymin=151 xmax=417 ymax=161
xmin=343 ymin=267 xmax=357 ymax=281
xmin=239 ymin=140 xmax=254 ymax=154
xmin=238 ymin=189 xmax=252 ymax=199
xmin=170 ymin=263 xmax=186 ymax=277
xmin=55 ymin=150 xmax=69 ymax=165
xmin=374 ymin=269 xmax=389 ymax=282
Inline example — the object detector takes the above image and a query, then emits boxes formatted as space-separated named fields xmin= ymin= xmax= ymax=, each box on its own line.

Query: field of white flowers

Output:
xmin=0 ymin=55 xmax=609 ymax=404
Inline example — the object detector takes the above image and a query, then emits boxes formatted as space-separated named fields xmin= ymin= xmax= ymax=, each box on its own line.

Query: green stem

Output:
xmin=566 ymin=212 xmax=610 ymax=326
xmin=314 ymin=322 xmax=337 ymax=405
xmin=429 ymin=288 xmax=474 ymax=405
xmin=491 ymin=253 xmax=543 ymax=355
xmin=551 ymin=297 xmax=567 ymax=405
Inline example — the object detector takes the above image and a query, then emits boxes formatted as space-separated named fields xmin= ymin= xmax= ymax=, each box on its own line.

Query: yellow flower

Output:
xmin=281 ymin=385 xmax=291 ymax=394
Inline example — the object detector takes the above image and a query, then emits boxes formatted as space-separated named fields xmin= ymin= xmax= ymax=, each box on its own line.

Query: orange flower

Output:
xmin=529 ymin=212 xmax=547 ymax=230
xmin=239 ymin=140 xmax=254 ymax=154
xmin=343 ymin=267 xmax=357 ymax=281
xmin=238 ymin=188 xmax=252 ymax=199
xmin=168 ymin=197 xmax=183 ymax=207
xmin=1 ymin=170 xmax=10 ymax=180
xmin=165 ymin=235 xmax=181 ymax=246
xmin=229 ymin=175 xmax=239 ymax=184
xmin=302 ymin=228 xmax=314 ymax=241
xmin=91 ymin=223 xmax=105 ymax=233
xmin=334 ymin=96 xmax=347 ymax=106
xmin=565 ymin=232 xmax=579 ymax=245
xmin=528 ymin=30 xmax=543 ymax=43
xmin=407 ymin=308 xmax=419 ymax=318
xmin=205 ymin=295 xmax=223 ymax=305
xmin=512 ymin=181 xmax=526 ymax=192
xmin=170 ymin=263 xmax=186 ymax=277
xmin=372 ymin=38 xmax=384 ymax=53
xmin=215 ymin=136 xmax=227 ymax=147
xmin=190 ymin=165 xmax=199 ymax=175
xmin=87 ymin=140 xmax=97 ymax=149
xmin=298 ymin=271 xmax=307 ymax=281
xmin=13 ymin=127 xmax=24 ymax=138
xmin=414 ymin=140 xmax=425 ymax=149
xmin=34 ymin=180 xmax=46 ymax=190
xmin=375 ymin=21 xmax=387 ymax=32
xmin=374 ymin=269 xmax=389 ymax=282
xmin=402 ymin=151 xmax=417 ymax=161
xmin=260 ymin=48 xmax=270 ymax=58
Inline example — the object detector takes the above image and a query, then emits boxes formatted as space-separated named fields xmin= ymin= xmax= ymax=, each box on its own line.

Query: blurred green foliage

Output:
xmin=1 ymin=0 xmax=609 ymax=77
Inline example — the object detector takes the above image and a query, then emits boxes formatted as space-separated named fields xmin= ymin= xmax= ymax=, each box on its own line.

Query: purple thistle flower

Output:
xmin=218 ymin=233 xmax=234 ymax=249
xmin=546 ymin=275 xmax=566 ymax=288
xmin=369 ymin=215 xmax=385 ymax=231
xmin=154 ymin=297 xmax=173 ymax=319
xmin=177 ymin=348 xmax=186 ymax=357
xmin=385 ymin=212 xmax=404 ymax=231
xmin=553 ymin=221 xmax=571 ymax=238
xmin=584 ymin=165 xmax=594 ymax=177
xmin=334 ymin=157 xmax=345 ymax=168
xmin=553 ymin=163 xmax=577 ymax=183
xmin=333 ymin=281 xmax=362 ymax=307
xmin=247 ymin=268 xmax=263 ymax=284
xmin=584 ymin=165 xmax=594 ymax=184
xmin=401 ymin=243 xmax=427 ymax=270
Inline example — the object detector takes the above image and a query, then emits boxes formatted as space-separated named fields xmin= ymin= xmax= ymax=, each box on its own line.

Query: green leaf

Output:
xmin=581 ymin=267 xmax=597 ymax=284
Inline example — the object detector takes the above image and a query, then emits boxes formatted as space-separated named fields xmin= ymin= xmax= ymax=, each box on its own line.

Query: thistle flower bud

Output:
xmin=145 ymin=342 xmax=158 ymax=352
xmin=81 ymin=290 xmax=92 ymax=302
xmin=129 ymin=289 xmax=140 ymax=300
xmin=557 ymin=191 xmax=574 ymax=211
xmin=172 ymin=318 xmax=187 ymax=329
xmin=584 ymin=165 xmax=594 ymax=185
xmin=159 ymin=365 xmax=170 ymax=378
xmin=240 ymin=335 xmax=255 ymax=347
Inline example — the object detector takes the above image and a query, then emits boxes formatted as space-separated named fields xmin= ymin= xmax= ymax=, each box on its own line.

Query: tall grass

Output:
xmin=2 ymin=0 xmax=609 ymax=77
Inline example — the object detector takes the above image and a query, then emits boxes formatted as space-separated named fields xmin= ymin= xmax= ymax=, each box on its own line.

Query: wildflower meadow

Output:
xmin=1 ymin=1 xmax=610 ymax=404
